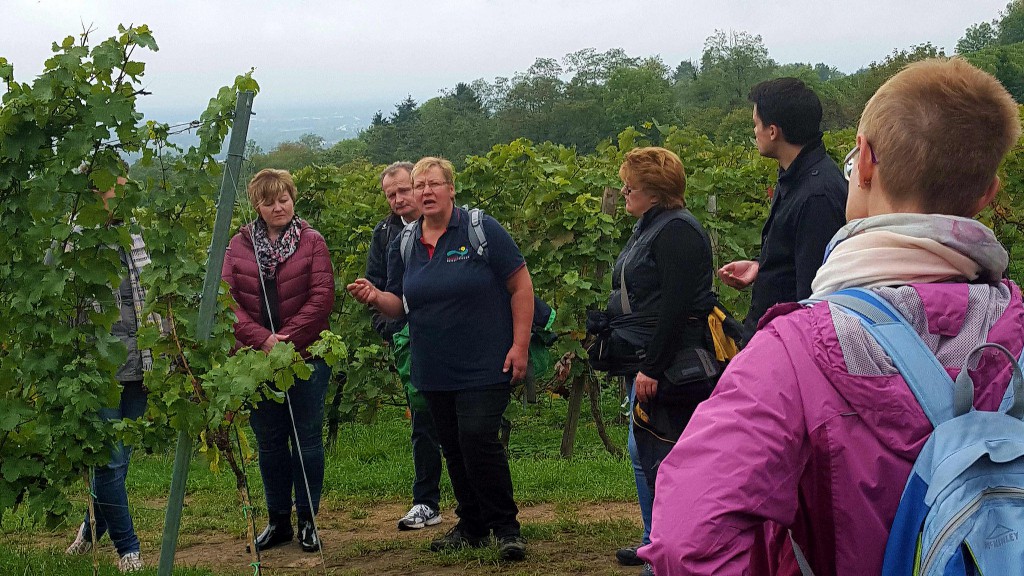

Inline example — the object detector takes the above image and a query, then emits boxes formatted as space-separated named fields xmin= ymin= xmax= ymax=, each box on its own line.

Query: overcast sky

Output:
xmin=2 ymin=0 xmax=1010 ymax=115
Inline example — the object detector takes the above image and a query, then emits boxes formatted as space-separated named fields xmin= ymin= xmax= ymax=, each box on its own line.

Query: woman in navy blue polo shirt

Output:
xmin=348 ymin=157 xmax=534 ymax=562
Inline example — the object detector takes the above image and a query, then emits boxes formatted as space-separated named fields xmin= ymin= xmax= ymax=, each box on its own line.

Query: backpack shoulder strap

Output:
xmin=383 ymin=215 xmax=401 ymax=248
xmin=814 ymin=287 xmax=956 ymax=428
xmin=399 ymin=220 xmax=420 ymax=267
xmin=468 ymin=208 xmax=488 ymax=260
xmin=399 ymin=220 xmax=420 ymax=314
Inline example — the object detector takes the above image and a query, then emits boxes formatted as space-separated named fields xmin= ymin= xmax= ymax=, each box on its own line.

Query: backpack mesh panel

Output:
xmin=832 ymin=284 xmax=1012 ymax=376
xmin=831 ymin=309 xmax=893 ymax=376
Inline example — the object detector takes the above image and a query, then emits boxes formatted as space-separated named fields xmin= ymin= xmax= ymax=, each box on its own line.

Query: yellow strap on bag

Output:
xmin=633 ymin=402 xmax=650 ymax=424
xmin=708 ymin=306 xmax=740 ymax=363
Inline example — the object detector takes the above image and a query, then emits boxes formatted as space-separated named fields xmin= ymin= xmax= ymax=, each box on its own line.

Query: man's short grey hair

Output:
xmin=380 ymin=161 xmax=414 ymax=187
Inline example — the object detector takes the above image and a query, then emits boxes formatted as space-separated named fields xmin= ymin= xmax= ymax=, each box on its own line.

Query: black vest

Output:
xmin=608 ymin=207 xmax=714 ymax=320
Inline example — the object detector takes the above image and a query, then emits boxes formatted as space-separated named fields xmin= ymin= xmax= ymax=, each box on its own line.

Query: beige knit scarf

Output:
xmin=810 ymin=214 xmax=1007 ymax=299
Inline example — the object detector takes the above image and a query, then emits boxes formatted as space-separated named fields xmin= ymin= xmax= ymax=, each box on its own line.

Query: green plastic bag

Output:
xmin=392 ymin=324 xmax=429 ymax=413
xmin=529 ymin=306 xmax=557 ymax=380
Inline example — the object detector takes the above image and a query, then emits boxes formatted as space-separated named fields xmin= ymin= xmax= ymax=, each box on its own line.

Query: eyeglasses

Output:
xmin=413 ymin=180 xmax=450 ymax=192
xmin=621 ymin=185 xmax=639 ymax=196
xmin=843 ymin=144 xmax=879 ymax=181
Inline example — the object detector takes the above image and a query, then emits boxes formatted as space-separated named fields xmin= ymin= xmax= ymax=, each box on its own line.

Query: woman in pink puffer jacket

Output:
xmin=640 ymin=58 xmax=1023 ymax=576
xmin=222 ymin=169 xmax=335 ymax=554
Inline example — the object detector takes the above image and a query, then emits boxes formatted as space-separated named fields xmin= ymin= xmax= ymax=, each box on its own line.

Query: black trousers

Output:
xmin=421 ymin=383 xmax=520 ymax=538
xmin=410 ymin=406 xmax=443 ymax=510
xmin=632 ymin=399 xmax=699 ymax=497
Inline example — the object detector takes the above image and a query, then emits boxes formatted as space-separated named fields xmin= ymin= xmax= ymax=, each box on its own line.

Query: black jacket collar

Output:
xmin=637 ymin=204 xmax=669 ymax=232
xmin=778 ymin=136 xmax=827 ymax=184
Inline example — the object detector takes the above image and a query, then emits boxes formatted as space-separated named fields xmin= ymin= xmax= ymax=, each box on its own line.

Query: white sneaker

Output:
xmin=397 ymin=504 xmax=442 ymax=531
xmin=118 ymin=551 xmax=143 ymax=573
xmin=65 ymin=523 xmax=92 ymax=555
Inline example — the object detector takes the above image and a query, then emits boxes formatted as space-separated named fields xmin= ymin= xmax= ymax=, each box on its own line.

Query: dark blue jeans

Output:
xmin=83 ymin=380 xmax=147 ymax=556
xmin=421 ymin=383 xmax=519 ymax=538
xmin=250 ymin=359 xmax=330 ymax=518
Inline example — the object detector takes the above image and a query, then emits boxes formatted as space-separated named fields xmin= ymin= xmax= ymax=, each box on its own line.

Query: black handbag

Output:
xmin=656 ymin=346 xmax=721 ymax=405
xmin=586 ymin=330 xmax=644 ymax=376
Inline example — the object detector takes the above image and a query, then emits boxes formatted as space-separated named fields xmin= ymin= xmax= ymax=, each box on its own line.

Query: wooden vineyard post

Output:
xmin=707 ymin=193 xmax=720 ymax=274
xmin=588 ymin=374 xmax=622 ymax=458
xmin=560 ymin=185 xmax=619 ymax=458
xmin=524 ymin=367 xmax=538 ymax=404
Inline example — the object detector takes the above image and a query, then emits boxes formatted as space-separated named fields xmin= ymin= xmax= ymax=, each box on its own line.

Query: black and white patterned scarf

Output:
xmin=252 ymin=216 xmax=304 ymax=279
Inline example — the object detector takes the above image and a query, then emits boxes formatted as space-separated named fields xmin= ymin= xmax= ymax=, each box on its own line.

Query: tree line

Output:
xmin=245 ymin=1 xmax=1024 ymax=172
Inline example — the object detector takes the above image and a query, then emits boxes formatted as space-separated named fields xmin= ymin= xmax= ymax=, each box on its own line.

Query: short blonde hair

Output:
xmin=411 ymin=157 xmax=454 ymax=185
xmin=859 ymin=57 xmax=1021 ymax=216
xmin=618 ymin=147 xmax=687 ymax=209
xmin=247 ymin=169 xmax=297 ymax=209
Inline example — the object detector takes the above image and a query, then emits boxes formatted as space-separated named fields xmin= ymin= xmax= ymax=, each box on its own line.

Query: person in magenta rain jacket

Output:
xmin=222 ymin=168 xmax=335 ymax=554
xmin=639 ymin=58 xmax=1023 ymax=575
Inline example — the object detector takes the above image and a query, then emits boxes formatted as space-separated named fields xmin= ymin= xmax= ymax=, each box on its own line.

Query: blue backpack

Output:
xmin=804 ymin=288 xmax=1024 ymax=576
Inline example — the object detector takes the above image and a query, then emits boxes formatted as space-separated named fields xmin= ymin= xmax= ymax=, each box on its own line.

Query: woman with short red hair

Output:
xmin=601 ymin=147 xmax=719 ymax=576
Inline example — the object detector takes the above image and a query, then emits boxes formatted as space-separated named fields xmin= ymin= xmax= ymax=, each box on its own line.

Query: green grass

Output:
xmin=2 ymin=393 xmax=641 ymax=575
xmin=0 ymin=545 xmax=215 ymax=575
xmin=318 ymin=395 xmax=635 ymax=506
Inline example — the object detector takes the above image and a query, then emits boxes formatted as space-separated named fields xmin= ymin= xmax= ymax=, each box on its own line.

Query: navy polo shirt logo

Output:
xmin=446 ymin=245 xmax=471 ymax=262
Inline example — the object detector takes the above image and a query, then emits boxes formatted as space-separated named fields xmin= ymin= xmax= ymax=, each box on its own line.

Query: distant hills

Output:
xmin=139 ymin=102 xmax=384 ymax=152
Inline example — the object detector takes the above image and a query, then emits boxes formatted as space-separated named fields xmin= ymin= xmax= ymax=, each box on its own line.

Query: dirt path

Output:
xmin=172 ymin=501 xmax=644 ymax=575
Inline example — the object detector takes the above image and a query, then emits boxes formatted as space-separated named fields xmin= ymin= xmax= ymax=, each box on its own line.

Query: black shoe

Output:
xmin=615 ymin=543 xmax=644 ymax=566
xmin=429 ymin=524 xmax=489 ymax=552
xmin=249 ymin=513 xmax=293 ymax=552
xmin=640 ymin=561 xmax=655 ymax=576
xmin=298 ymin=519 xmax=320 ymax=552
xmin=497 ymin=534 xmax=527 ymax=561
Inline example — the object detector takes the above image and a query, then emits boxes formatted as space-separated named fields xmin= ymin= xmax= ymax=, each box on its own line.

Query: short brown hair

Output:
xmin=247 ymin=169 xmax=297 ymax=209
xmin=618 ymin=147 xmax=687 ymax=209
xmin=859 ymin=57 xmax=1021 ymax=216
xmin=380 ymin=161 xmax=414 ymax=187
xmin=411 ymin=157 xmax=454 ymax=185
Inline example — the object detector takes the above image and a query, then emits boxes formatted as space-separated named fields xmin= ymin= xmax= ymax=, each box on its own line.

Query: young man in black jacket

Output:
xmin=718 ymin=78 xmax=847 ymax=340
xmin=366 ymin=161 xmax=444 ymax=531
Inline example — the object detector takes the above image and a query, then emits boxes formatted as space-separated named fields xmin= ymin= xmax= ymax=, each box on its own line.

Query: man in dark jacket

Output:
xmin=366 ymin=163 xmax=414 ymax=343
xmin=366 ymin=161 xmax=444 ymax=531
xmin=718 ymin=78 xmax=847 ymax=340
